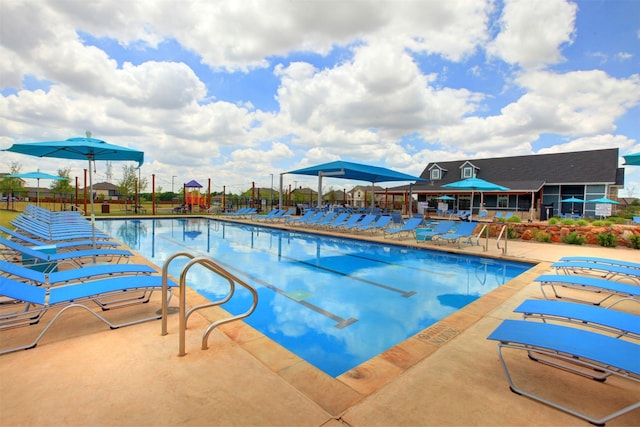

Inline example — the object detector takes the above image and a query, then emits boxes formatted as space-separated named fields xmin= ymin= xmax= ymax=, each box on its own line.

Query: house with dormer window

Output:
xmin=389 ymin=148 xmax=625 ymax=220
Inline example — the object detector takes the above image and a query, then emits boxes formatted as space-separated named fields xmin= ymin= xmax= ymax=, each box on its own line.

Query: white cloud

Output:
xmin=487 ymin=0 xmax=577 ymax=68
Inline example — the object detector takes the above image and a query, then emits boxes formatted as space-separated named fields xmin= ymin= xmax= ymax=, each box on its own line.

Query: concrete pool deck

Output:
xmin=1 ymin=217 xmax=639 ymax=426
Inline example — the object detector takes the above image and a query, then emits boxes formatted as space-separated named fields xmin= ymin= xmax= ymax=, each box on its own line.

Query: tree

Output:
xmin=49 ymin=167 xmax=74 ymax=206
xmin=1 ymin=162 xmax=21 ymax=209
xmin=118 ymin=165 xmax=148 ymax=206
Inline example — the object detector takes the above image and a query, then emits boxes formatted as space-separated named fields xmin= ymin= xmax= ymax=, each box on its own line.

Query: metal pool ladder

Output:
xmin=160 ymin=252 xmax=258 ymax=356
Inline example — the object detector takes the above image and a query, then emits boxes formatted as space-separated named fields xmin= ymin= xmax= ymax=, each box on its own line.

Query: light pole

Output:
xmin=270 ymin=173 xmax=274 ymax=210
xmin=172 ymin=175 xmax=177 ymax=205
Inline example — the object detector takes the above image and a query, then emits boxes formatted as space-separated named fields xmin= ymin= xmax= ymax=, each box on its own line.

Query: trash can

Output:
xmin=101 ymin=203 xmax=110 ymax=214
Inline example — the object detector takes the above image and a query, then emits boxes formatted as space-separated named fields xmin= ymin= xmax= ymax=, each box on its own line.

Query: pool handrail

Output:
xmin=161 ymin=252 xmax=258 ymax=356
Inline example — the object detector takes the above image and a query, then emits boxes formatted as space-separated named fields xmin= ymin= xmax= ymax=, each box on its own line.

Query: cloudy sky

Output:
xmin=1 ymin=0 xmax=639 ymax=196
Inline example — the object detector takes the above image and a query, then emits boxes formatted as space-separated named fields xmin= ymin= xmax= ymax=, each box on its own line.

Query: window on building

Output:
xmin=430 ymin=168 xmax=440 ymax=180
xmin=497 ymin=195 xmax=508 ymax=208
xmin=462 ymin=167 xmax=474 ymax=178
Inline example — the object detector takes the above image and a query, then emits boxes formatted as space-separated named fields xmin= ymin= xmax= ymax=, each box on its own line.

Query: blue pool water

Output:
xmin=97 ymin=218 xmax=532 ymax=377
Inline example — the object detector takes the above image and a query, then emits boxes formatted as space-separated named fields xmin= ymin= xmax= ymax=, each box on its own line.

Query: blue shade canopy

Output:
xmin=587 ymin=197 xmax=620 ymax=204
xmin=185 ymin=180 xmax=203 ymax=188
xmin=287 ymin=160 xmax=425 ymax=184
xmin=623 ymin=152 xmax=640 ymax=166
xmin=2 ymin=137 xmax=144 ymax=167
xmin=435 ymin=195 xmax=456 ymax=201
xmin=442 ymin=177 xmax=509 ymax=192
xmin=287 ymin=160 xmax=425 ymax=211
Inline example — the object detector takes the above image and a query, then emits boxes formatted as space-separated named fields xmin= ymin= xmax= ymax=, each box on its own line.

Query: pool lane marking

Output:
xmin=158 ymin=235 xmax=358 ymax=328
xmin=225 ymin=236 xmax=417 ymax=298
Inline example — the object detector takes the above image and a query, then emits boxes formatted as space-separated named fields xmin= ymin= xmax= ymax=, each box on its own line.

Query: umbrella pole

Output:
xmin=36 ymin=178 xmax=40 ymax=207
xmin=88 ymin=158 xmax=96 ymax=250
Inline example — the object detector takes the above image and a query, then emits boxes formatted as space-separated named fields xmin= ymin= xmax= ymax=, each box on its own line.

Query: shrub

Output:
xmin=597 ymin=233 xmax=617 ymax=247
xmin=576 ymin=219 xmax=589 ymax=226
xmin=629 ymin=235 xmax=640 ymax=250
xmin=548 ymin=217 xmax=558 ymax=225
xmin=533 ymin=230 xmax=551 ymax=243
xmin=562 ymin=231 xmax=585 ymax=245
xmin=591 ymin=220 xmax=605 ymax=226
xmin=560 ymin=218 xmax=575 ymax=226
xmin=507 ymin=227 xmax=518 ymax=239
xmin=506 ymin=215 xmax=521 ymax=223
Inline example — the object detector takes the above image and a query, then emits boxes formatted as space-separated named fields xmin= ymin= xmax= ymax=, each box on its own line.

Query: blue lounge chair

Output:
xmin=354 ymin=215 xmax=392 ymax=233
xmin=551 ymin=261 xmax=640 ymax=284
xmin=0 ymin=236 xmax=132 ymax=273
xmin=557 ymin=256 xmax=640 ymax=270
xmin=533 ymin=274 xmax=640 ymax=307
xmin=271 ymin=208 xmax=296 ymax=221
xmin=311 ymin=212 xmax=338 ymax=228
xmin=294 ymin=211 xmax=326 ymax=226
xmin=333 ymin=214 xmax=364 ymax=230
xmin=320 ymin=212 xmax=350 ymax=229
xmin=383 ymin=217 xmax=423 ymax=239
xmin=284 ymin=210 xmax=313 ymax=224
xmin=435 ymin=222 xmax=479 ymax=247
xmin=514 ymin=299 xmax=640 ymax=340
xmin=487 ymin=319 xmax=640 ymax=425
xmin=342 ymin=214 xmax=376 ymax=231
xmin=0 ymin=259 xmax=156 ymax=287
xmin=415 ymin=221 xmax=455 ymax=242
xmin=633 ymin=216 xmax=640 ymax=224
xmin=0 ymin=225 xmax=119 ymax=251
xmin=253 ymin=208 xmax=280 ymax=221
xmin=493 ymin=212 xmax=503 ymax=221
xmin=0 ymin=274 xmax=178 ymax=354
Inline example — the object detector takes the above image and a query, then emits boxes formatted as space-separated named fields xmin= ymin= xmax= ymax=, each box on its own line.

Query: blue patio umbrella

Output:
xmin=287 ymin=160 xmax=425 ymax=212
xmin=2 ymin=134 xmax=144 ymax=247
xmin=561 ymin=196 xmax=584 ymax=213
xmin=6 ymin=171 xmax=68 ymax=207
xmin=587 ymin=197 xmax=620 ymax=204
xmin=442 ymin=177 xmax=509 ymax=220
xmin=623 ymin=152 xmax=640 ymax=166
xmin=435 ymin=195 xmax=456 ymax=201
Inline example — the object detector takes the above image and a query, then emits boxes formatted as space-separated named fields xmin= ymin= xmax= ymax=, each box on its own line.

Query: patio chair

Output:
xmin=633 ymin=216 xmax=640 ymax=224
xmin=487 ymin=319 xmax=640 ymax=425
xmin=0 ymin=236 xmax=132 ymax=273
xmin=493 ymin=212 xmax=504 ymax=221
xmin=383 ymin=217 xmax=424 ymax=239
xmin=310 ymin=211 xmax=338 ymax=228
xmin=551 ymin=261 xmax=640 ymax=284
xmin=435 ymin=221 xmax=479 ymax=247
xmin=270 ymin=208 xmax=296 ymax=221
xmin=533 ymin=274 xmax=640 ymax=307
xmin=513 ymin=299 xmax=640 ymax=340
xmin=415 ymin=221 xmax=455 ymax=242
xmin=0 ymin=274 xmax=178 ymax=355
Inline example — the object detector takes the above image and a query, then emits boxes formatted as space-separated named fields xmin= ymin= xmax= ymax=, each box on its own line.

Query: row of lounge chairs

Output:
xmin=0 ymin=206 xmax=177 ymax=355
xmin=487 ymin=256 xmax=639 ymax=425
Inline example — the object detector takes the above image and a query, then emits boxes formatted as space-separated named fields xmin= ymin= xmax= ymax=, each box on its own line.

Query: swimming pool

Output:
xmin=98 ymin=218 xmax=532 ymax=377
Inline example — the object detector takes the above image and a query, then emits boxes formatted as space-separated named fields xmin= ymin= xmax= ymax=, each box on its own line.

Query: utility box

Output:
xmin=101 ymin=203 xmax=110 ymax=214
